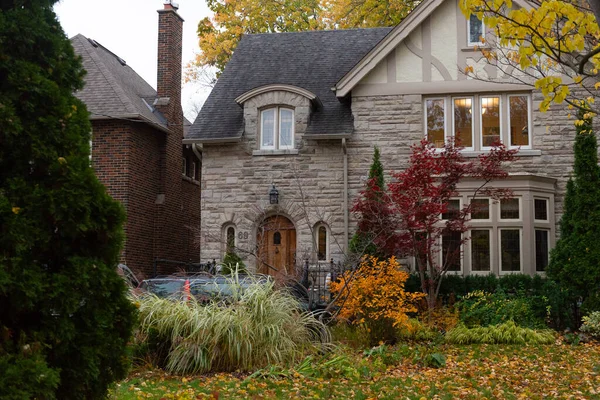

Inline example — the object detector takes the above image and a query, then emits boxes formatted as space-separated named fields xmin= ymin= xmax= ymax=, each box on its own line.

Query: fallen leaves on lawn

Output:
xmin=111 ymin=342 xmax=600 ymax=399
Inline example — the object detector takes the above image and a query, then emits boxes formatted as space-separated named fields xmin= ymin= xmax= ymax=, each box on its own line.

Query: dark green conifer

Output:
xmin=548 ymin=110 xmax=600 ymax=313
xmin=0 ymin=1 xmax=135 ymax=398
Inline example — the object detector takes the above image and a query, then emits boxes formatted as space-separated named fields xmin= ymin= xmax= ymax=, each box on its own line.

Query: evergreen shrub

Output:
xmin=0 ymin=2 xmax=136 ymax=398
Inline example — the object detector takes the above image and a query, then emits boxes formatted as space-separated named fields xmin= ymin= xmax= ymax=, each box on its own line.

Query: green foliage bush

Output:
xmin=0 ymin=2 xmax=136 ymax=399
xmin=456 ymin=290 xmax=546 ymax=329
xmin=445 ymin=321 xmax=555 ymax=345
xmin=220 ymin=251 xmax=247 ymax=274
xmin=136 ymin=275 xmax=329 ymax=374
xmin=580 ymin=311 xmax=600 ymax=338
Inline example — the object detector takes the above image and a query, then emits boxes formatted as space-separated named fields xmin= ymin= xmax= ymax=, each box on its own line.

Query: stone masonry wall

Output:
xmin=201 ymin=90 xmax=347 ymax=271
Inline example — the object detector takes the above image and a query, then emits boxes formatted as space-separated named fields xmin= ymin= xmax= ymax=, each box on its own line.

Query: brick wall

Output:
xmin=92 ymin=119 xmax=200 ymax=279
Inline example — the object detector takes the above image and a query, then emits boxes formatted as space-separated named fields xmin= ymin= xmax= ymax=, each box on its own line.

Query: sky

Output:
xmin=54 ymin=0 xmax=213 ymax=121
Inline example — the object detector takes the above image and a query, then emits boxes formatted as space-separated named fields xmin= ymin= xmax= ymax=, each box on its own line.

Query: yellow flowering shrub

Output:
xmin=330 ymin=257 xmax=424 ymax=343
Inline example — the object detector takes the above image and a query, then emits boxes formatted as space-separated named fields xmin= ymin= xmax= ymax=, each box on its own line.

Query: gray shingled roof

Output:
xmin=71 ymin=34 xmax=168 ymax=130
xmin=188 ymin=28 xmax=392 ymax=141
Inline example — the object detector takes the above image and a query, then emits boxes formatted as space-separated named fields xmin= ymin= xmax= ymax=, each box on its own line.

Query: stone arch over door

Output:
xmin=256 ymin=215 xmax=297 ymax=278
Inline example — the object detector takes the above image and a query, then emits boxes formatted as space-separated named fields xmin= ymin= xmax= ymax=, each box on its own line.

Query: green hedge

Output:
xmin=406 ymin=274 xmax=576 ymax=329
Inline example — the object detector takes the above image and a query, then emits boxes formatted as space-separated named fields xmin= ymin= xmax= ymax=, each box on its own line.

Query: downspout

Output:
xmin=192 ymin=143 xmax=203 ymax=260
xmin=342 ymin=138 xmax=349 ymax=253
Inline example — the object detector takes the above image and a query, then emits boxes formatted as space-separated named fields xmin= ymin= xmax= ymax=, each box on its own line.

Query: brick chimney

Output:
xmin=156 ymin=0 xmax=183 ymax=127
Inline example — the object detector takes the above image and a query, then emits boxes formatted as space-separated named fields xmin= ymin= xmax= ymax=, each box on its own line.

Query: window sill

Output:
xmin=461 ymin=46 xmax=490 ymax=52
xmin=253 ymin=149 xmax=299 ymax=156
xmin=461 ymin=149 xmax=541 ymax=158
xmin=182 ymin=174 xmax=200 ymax=186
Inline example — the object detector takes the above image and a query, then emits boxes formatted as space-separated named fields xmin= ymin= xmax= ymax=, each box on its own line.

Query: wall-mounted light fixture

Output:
xmin=269 ymin=183 xmax=279 ymax=204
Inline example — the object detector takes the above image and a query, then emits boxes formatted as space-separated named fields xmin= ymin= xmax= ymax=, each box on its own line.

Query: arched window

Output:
xmin=315 ymin=223 xmax=329 ymax=261
xmin=273 ymin=231 xmax=281 ymax=245
xmin=223 ymin=224 xmax=236 ymax=254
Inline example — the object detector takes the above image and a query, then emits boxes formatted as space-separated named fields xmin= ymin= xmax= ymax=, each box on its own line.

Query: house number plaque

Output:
xmin=237 ymin=231 xmax=249 ymax=240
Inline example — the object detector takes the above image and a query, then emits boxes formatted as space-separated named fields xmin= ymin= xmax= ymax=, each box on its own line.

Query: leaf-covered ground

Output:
xmin=112 ymin=342 xmax=600 ymax=399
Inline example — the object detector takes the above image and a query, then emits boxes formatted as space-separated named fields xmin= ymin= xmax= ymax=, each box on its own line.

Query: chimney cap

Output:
xmin=163 ymin=0 xmax=179 ymax=10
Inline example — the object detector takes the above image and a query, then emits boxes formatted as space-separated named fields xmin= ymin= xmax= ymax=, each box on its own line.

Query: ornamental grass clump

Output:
xmin=136 ymin=275 xmax=329 ymax=374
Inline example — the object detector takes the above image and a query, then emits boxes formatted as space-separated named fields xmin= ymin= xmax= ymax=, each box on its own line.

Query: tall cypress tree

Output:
xmin=350 ymin=146 xmax=390 ymax=258
xmin=547 ymin=111 xmax=600 ymax=312
xmin=0 ymin=1 xmax=135 ymax=398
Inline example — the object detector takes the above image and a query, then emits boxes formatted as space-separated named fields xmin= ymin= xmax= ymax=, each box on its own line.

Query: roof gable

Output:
xmin=71 ymin=34 xmax=168 ymax=131
xmin=335 ymin=0 xmax=535 ymax=97
xmin=187 ymin=28 xmax=392 ymax=141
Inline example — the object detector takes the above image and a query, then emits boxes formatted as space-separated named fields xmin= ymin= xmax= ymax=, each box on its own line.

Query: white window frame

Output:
xmin=314 ymin=223 xmax=330 ymax=261
xmin=480 ymin=95 xmax=503 ymax=151
xmin=469 ymin=228 xmax=493 ymax=274
xmin=260 ymin=107 xmax=295 ymax=150
xmin=452 ymin=96 xmax=475 ymax=151
xmin=499 ymin=197 xmax=521 ymax=221
xmin=467 ymin=14 xmax=486 ymax=46
xmin=440 ymin=230 xmax=463 ymax=274
xmin=469 ymin=197 xmax=491 ymax=221
xmin=424 ymin=97 xmax=448 ymax=149
xmin=507 ymin=94 xmax=533 ymax=150
xmin=534 ymin=197 xmax=549 ymax=222
xmin=499 ymin=228 xmax=523 ymax=274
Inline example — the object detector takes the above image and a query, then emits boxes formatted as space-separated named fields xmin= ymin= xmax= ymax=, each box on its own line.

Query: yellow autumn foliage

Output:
xmin=330 ymin=256 xmax=424 ymax=330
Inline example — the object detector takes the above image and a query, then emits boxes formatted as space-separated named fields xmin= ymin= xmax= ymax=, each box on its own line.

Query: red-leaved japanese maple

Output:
xmin=354 ymin=139 xmax=516 ymax=310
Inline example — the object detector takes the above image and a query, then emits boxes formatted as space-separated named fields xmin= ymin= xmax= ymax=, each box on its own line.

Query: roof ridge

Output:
xmin=245 ymin=27 xmax=393 ymax=37
xmin=80 ymin=35 xmax=138 ymax=116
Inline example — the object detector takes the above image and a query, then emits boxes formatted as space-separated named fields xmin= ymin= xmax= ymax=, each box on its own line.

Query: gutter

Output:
xmin=182 ymin=136 xmax=242 ymax=144
xmin=342 ymin=138 xmax=349 ymax=252
xmin=89 ymin=112 xmax=171 ymax=134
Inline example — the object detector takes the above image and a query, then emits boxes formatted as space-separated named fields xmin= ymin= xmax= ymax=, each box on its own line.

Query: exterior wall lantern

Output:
xmin=269 ymin=183 xmax=279 ymax=204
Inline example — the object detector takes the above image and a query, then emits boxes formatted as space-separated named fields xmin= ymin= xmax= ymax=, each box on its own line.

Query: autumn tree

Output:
xmin=547 ymin=110 xmax=600 ymax=313
xmin=387 ymin=140 xmax=516 ymax=310
xmin=349 ymin=146 xmax=393 ymax=258
xmin=459 ymin=0 xmax=600 ymax=115
xmin=187 ymin=0 xmax=418 ymax=80
xmin=0 ymin=1 xmax=135 ymax=398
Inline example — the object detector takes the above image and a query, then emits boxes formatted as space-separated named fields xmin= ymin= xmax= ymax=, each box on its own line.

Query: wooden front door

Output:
xmin=257 ymin=216 xmax=296 ymax=277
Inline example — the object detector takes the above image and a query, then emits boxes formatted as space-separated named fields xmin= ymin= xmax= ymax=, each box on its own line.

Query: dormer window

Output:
xmin=261 ymin=107 xmax=294 ymax=150
xmin=467 ymin=14 xmax=485 ymax=46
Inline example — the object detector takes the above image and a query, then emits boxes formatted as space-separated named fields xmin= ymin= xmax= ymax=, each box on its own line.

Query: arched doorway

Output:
xmin=256 ymin=215 xmax=296 ymax=278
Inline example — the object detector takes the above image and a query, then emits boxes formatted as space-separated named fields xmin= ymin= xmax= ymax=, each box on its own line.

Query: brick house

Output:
xmin=186 ymin=0 xmax=576 ymax=277
xmin=71 ymin=2 xmax=200 ymax=279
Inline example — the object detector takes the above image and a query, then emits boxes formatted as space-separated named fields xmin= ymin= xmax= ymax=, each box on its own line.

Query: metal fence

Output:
xmin=299 ymin=259 xmax=346 ymax=310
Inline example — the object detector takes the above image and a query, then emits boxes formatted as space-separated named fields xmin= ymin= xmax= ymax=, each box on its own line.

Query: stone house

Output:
xmin=187 ymin=0 xmax=575 ymax=277
xmin=71 ymin=2 xmax=200 ymax=279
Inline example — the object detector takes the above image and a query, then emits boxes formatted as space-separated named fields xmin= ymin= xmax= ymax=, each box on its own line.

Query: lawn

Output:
xmin=111 ymin=341 xmax=600 ymax=399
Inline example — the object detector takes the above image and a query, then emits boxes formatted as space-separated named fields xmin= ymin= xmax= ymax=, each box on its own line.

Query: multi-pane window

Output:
xmin=471 ymin=198 xmax=489 ymax=219
xmin=442 ymin=199 xmax=461 ymax=220
xmin=453 ymin=98 xmax=473 ymax=148
xmin=468 ymin=14 xmax=485 ymax=46
xmin=500 ymin=198 xmax=520 ymax=219
xmin=442 ymin=230 xmax=462 ymax=271
xmin=509 ymin=95 xmax=531 ymax=148
xmin=426 ymin=98 xmax=445 ymax=148
xmin=534 ymin=198 xmax=548 ymax=221
xmin=261 ymin=107 xmax=294 ymax=150
xmin=481 ymin=96 xmax=500 ymax=148
xmin=500 ymin=229 xmax=521 ymax=272
xmin=535 ymin=229 xmax=549 ymax=272
xmin=471 ymin=229 xmax=491 ymax=272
